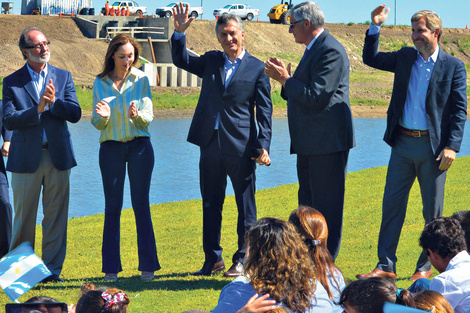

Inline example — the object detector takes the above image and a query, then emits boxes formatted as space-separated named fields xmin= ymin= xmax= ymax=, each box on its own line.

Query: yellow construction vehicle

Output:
xmin=267 ymin=0 xmax=293 ymax=24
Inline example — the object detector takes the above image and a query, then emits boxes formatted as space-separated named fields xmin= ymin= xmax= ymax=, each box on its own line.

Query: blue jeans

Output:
xmin=408 ymin=278 xmax=431 ymax=294
xmin=99 ymin=137 xmax=160 ymax=273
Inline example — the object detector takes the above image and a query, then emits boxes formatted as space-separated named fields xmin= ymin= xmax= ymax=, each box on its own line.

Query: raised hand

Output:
xmin=38 ymin=79 xmax=55 ymax=113
xmin=264 ymin=58 xmax=290 ymax=86
xmin=95 ymin=100 xmax=111 ymax=118
xmin=173 ymin=2 xmax=194 ymax=33
xmin=128 ymin=101 xmax=138 ymax=118
xmin=371 ymin=4 xmax=390 ymax=26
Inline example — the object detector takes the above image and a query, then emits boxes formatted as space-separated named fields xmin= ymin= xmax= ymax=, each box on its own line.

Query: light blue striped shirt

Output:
xmin=26 ymin=63 xmax=49 ymax=142
xmin=368 ymin=24 xmax=438 ymax=130
xmin=91 ymin=67 xmax=154 ymax=143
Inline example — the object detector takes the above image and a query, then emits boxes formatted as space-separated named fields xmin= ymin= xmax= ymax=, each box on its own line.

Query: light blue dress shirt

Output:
xmin=27 ymin=63 xmax=49 ymax=142
xmin=173 ymin=30 xmax=246 ymax=129
xmin=368 ymin=24 xmax=439 ymax=130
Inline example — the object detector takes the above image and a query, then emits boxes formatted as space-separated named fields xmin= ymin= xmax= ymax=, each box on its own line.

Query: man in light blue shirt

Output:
xmin=357 ymin=5 xmax=467 ymax=282
xmin=3 ymin=27 xmax=81 ymax=282
xmin=171 ymin=4 xmax=272 ymax=278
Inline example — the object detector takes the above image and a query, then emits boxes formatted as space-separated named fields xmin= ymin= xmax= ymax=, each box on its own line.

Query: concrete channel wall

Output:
xmin=73 ymin=15 xmax=201 ymax=87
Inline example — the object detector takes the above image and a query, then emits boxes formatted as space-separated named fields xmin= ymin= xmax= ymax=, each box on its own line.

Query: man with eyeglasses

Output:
xmin=2 ymin=26 xmax=81 ymax=282
xmin=265 ymin=1 xmax=354 ymax=261
xmin=357 ymin=6 xmax=467 ymax=282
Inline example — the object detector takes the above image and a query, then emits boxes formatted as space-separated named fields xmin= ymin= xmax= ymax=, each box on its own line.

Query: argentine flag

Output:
xmin=0 ymin=242 xmax=52 ymax=302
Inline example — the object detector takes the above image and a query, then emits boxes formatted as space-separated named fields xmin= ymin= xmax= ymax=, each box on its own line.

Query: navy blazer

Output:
xmin=282 ymin=29 xmax=355 ymax=155
xmin=363 ymin=31 xmax=467 ymax=156
xmin=171 ymin=35 xmax=272 ymax=158
xmin=0 ymin=100 xmax=12 ymax=176
xmin=2 ymin=64 xmax=81 ymax=173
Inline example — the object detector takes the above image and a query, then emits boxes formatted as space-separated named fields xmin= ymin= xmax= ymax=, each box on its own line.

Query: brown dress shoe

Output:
xmin=223 ymin=261 xmax=244 ymax=277
xmin=409 ymin=269 xmax=433 ymax=281
xmin=356 ymin=268 xmax=397 ymax=280
xmin=191 ymin=260 xmax=225 ymax=276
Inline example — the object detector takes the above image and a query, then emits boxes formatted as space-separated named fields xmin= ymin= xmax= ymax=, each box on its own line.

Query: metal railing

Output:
xmin=106 ymin=26 xmax=166 ymax=40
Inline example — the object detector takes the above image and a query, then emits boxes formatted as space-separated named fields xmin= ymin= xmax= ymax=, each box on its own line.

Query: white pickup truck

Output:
xmin=213 ymin=4 xmax=259 ymax=21
xmin=101 ymin=1 xmax=147 ymax=15
xmin=155 ymin=2 xmax=203 ymax=18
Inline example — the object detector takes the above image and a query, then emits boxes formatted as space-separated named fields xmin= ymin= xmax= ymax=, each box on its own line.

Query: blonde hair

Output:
xmin=288 ymin=206 xmax=344 ymax=300
xmin=411 ymin=10 xmax=442 ymax=41
xmin=414 ymin=290 xmax=454 ymax=313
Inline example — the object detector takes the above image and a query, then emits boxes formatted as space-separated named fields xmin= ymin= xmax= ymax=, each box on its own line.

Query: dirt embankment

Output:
xmin=1 ymin=16 xmax=469 ymax=118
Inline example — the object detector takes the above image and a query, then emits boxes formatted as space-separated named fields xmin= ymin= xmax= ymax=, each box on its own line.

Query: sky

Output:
xmin=5 ymin=0 xmax=470 ymax=29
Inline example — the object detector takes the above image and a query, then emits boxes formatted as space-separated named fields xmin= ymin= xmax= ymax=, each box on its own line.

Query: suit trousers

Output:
xmin=199 ymin=131 xmax=257 ymax=265
xmin=99 ymin=137 xmax=160 ymax=273
xmin=10 ymin=150 xmax=70 ymax=276
xmin=297 ymin=150 xmax=349 ymax=260
xmin=377 ymin=133 xmax=446 ymax=273
xmin=0 ymin=164 xmax=12 ymax=259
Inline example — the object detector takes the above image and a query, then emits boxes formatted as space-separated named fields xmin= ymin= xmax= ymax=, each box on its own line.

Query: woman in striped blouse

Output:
xmin=91 ymin=33 xmax=160 ymax=282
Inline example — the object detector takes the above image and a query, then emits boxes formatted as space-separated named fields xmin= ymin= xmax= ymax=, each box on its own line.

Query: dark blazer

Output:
xmin=282 ymin=29 xmax=355 ymax=155
xmin=363 ymin=31 xmax=467 ymax=156
xmin=171 ymin=35 xmax=272 ymax=158
xmin=2 ymin=64 xmax=81 ymax=173
xmin=0 ymin=100 xmax=12 ymax=176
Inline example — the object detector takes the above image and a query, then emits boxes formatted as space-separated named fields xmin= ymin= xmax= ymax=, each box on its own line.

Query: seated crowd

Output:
xmin=16 ymin=209 xmax=470 ymax=313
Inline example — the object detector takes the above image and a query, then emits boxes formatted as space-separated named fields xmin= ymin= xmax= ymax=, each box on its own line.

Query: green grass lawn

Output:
xmin=1 ymin=156 xmax=469 ymax=312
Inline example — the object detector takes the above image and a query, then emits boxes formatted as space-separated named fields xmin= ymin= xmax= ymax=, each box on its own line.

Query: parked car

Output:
xmin=213 ymin=4 xmax=259 ymax=21
xmin=155 ymin=2 xmax=203 ymax=18
xmin=101 ymin=0 xmax=147 ymax=15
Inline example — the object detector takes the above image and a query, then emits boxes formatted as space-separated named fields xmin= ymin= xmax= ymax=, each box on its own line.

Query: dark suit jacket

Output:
xmin=171 ymin=35 xmax=272 ymax=158
xmin=0 ymin=100 xmax=12 ymax=176
xmin=363 ymin=30 xmax=467 ymax=156
xmin=282 ymin=29 xmax=355 ymax=156
xmin=2 ymin=64 xmax=81 ymax=173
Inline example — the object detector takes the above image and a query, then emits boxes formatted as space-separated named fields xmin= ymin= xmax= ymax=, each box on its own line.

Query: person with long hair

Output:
xmin=92 ymin=33 xmax=160 ymax=281
xmin=212 ymin=217 xmax=333 ymax=312
xmin=339 ymin=277 xmax=415 ymax=313
xmin=289 ymin=206 xmax=345 ymax=312
xmin=414 ymin=290 xmax=454 ymax=313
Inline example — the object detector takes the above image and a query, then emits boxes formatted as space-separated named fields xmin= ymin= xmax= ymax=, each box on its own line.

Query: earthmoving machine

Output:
xmin=267 ymin=0 xmax=293 ymax=24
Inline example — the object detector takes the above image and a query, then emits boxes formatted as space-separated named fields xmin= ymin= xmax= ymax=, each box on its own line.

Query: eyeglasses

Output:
xmin=289 ymin=19 xmax=303 ymax=28
xmin=24 ymin=41 xmax=50 ymax=50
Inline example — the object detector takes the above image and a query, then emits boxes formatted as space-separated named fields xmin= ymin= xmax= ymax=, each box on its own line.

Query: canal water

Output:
xmin=8 ymin=117 xmax=470 ymax=221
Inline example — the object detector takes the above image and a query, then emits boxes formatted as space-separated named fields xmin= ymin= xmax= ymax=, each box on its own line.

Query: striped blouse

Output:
xmin=91 ymin=67 xmax=154 ymax=143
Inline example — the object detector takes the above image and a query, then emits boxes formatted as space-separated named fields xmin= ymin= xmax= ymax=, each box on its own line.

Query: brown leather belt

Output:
xmin=42 ymin=142 xmax=49 ymax=150
xmin=399 ymin=126 xmax=429 ymax=137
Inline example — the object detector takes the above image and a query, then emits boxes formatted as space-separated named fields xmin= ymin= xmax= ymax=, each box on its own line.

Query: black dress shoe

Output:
xmin=223 ymin=261 xmax=244 ymax=277
xmin=41 ymin=274 xmax=64 ymax=283
xmin=191 ymin=260 xmax=225 ymax=276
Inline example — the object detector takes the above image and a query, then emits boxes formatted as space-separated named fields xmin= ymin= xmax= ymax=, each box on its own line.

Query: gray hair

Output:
xmin=215 ymin=13 xmax=244 ymax=35
xmin=288 ymin=1 xmax=325 ymax=29
xmin=18 ymin=26 xmax=44 ymax=60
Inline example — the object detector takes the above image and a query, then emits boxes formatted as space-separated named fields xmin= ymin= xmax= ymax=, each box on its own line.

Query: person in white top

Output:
xmin=419 ymin=216 xmax=470 ymax=313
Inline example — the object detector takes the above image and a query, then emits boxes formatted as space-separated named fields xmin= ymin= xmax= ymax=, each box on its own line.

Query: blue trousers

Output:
xmin=408 ymin=278 xmax=431 ymax=294
xmin=377 ymin=134 xmax=446 ymax=273
xmin=99 ymin=137 xmax=160 ymax=273
xmin=0 ymin=161 xmax=12 ymax=259
xmin=199 ymin=131 xmax=257 ymax=265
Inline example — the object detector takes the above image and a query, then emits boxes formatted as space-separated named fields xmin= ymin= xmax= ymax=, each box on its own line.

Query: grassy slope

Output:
xmin=1 ymin=156 xmax=469 ymax=312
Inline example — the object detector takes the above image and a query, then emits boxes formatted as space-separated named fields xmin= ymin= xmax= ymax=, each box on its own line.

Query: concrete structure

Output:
xmin=74 ymin=15 xmax=201 ymax=87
